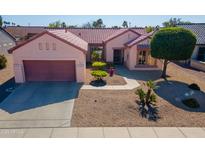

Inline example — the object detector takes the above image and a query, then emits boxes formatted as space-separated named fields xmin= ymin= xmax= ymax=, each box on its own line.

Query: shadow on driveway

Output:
xmin=115 ymin=66 xmax=162 ymax=82
xmin=0 ymin=77 xmax=19 ymax=102
xmin=155 ymin=80 xmax=205 ymax=112
xmin=0 ymin=82 xmax=82 ymax=114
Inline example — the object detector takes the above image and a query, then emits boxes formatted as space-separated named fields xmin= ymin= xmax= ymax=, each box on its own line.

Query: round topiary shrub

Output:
xmin=188 ymin=83 xmax=201 ymax=91
xmin=90 ymin=70 xmax=108 ymax=86
xmin=182 ymin=98 xmax=200 ymax=108
xmin=92 ymin=61 xmax=107 ymax=70
xmin=0 ymin=55 xmax=7 ymax=69
xmin=91 ymin=70 xmax=108 ymax=80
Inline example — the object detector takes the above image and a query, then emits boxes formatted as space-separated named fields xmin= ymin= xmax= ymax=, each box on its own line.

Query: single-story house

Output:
xmin=8 ymin=28 xmax=161 ymax=83
xmin=178 ymin=23 xmax=205 ymax=72
xmin=0 ymin=27 xmax=16 ymax=53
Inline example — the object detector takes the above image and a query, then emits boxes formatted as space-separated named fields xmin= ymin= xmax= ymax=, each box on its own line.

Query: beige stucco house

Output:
xmin=8 ymin=27 xmax=161 ymax=83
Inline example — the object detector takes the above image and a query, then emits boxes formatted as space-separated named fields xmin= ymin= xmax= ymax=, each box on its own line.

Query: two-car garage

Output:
xmin=9 ymin=30 xmax=88 ymax=83
xmin=23 ymin=60 xmax=76 ymax=82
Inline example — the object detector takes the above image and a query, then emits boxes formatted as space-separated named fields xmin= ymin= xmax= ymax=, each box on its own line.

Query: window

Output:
xmin=38 ymin=43 xmax=43 ymax=50
xmin=52 ymin=43 xmax=56 ymax=50
xmin=3 ymin=43 xmax=7 ymax=47
xmin=9 ymin=43 xmax=13 ymax=46
xmin=46 ymin=42 xmax=49 ymax=50
xmin=138 ymin=50 xmax=146 ymax=64
xmin=197 ymin=47 xmax=205 ymax=61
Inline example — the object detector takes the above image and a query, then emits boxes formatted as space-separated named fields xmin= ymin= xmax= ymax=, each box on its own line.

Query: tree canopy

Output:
xmin=145 ymin=26 xmax=154 ymax=33
xmin=162 ymin=18 xmax=191 ymax=27
xmin=122 ymin=21 xmax=128 ymax=28
xmin=48 ymin=20 xmax=77 ymax=28
xmin=151 ymin=27 xmax=196 ymax=60
xmin=151 ymin=27 xmax=196 ymax=78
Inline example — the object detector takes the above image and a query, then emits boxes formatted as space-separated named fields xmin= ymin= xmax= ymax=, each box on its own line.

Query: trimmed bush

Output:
xmin=182 ymin=98 xmax=200 ymax=108
xmin=91 ymin=70 xmax=108 ymax=80
xmin=92 ymin=61 xmax=106 ymax=70
xmin=188 ymin=83 xmax=200 ymax=91
xmin=0 ymin=55 xmax=7 ymax=69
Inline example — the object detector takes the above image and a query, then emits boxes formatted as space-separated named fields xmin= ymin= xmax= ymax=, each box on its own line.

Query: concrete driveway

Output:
xmin=0 ymin=82 xmax=81 ymax=128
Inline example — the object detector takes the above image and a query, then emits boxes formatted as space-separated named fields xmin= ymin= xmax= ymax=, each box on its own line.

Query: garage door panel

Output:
xmin=23 ymin=60 xmax=76 ymax=81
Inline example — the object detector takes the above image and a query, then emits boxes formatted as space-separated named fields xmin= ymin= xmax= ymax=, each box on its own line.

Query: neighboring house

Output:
xmin=0 ymin=27 xmax=16 ymax=53
xmin=5 ymin=26 xmax=45 ymax=41
xmin=8 ymin=28 xmax=161 ymax=83
xmin=178 ymin=23 xmax=205 ymax=72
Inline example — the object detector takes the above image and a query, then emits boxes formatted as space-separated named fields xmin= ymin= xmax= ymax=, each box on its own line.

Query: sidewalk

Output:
xmin=0 ymin=127 xmax=205 ymax=138
xmin=81 ymin=77 xmax=140 ymax=90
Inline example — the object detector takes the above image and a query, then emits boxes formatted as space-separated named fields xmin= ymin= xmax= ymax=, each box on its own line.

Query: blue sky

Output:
xmin=2 ymin=15 xmax=205 ymax=27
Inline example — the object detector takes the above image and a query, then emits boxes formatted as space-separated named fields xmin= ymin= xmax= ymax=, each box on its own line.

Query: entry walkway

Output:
xmin=81 ymin=77 xmax=140 ymax=90
xmin=0 ymin=127 xmax=205 ymax=138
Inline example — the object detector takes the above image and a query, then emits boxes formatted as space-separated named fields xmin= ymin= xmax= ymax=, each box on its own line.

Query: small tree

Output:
xmin=135 ymin=80 xmax=158 ymax=120
xmin=122 ymin=21 xmax=128 ymax=28
xmin=0 ymin=55 xmax=7 ymax=69
xmin=91 ymin=50 xmax=102 ymax=62
xmin=145 ymin=26 xmax=154 ymax=33
xmin=151 ymin=27 xmax=196 ymax=78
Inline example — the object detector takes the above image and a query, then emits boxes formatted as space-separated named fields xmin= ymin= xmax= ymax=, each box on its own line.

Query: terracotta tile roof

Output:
xmin=9 ymin=30 xmax=88 ymax=53
xmin=178 ymin=23 xmax=205 ymax=45
xmin=103 ymin=28 xmax=142 ymax=42
xmin=5 ymin=26 xmax=147 ymax=44
xmin=47 ymin=28 xmax=147 ymax=44
xmin=125 ymin=31 xmax=154 ymax=47
xmin=47 ymin=29 xmax=88 ymax=51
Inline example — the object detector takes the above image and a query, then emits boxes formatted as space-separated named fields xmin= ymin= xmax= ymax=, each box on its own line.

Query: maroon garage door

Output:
xmin=23 ymin=60 xmax=76 ymax=81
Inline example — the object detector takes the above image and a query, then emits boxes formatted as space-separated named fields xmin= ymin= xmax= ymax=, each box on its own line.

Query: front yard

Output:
xmin=71 ymin=63 xmax=205 ymax=127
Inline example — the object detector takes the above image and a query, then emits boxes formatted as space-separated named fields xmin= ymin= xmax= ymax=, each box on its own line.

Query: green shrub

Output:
xmin=91 ymin=70 xmax=108 ymax=80
xmin=91 ymin=50 xmax=102 ymax=61
xmin=0 ymin=55 xmax=7 ymax=69
xmin=188 ymin=83 xmax=200 ymax=91
xmin=182 ymin=98 xmax=200 ymax=108
xmin=135 ymin=80 xmax=158 ymax=120
xmin=92 ymin=61 xmax=106 ymax=70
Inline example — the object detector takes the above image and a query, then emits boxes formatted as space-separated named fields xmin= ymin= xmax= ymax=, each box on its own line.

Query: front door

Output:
xmin=113 ymin=49 xmax=123 ymax=64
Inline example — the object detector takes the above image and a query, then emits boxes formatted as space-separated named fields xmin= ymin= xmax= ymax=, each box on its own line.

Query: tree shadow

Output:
xmin=0 ymin=82 xmax=82 ymax=114
xmin=0 ymin=77 xmax=19 ymax=103
xmin=136 ymin=101 xmax=160 ymax=121
xmin=89 ymin=80 xmax=107 ymax=87
xmin=155 ymin=80 xmax=205 ymax=112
